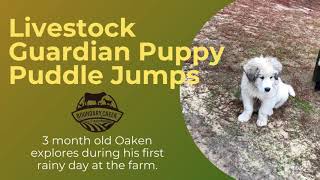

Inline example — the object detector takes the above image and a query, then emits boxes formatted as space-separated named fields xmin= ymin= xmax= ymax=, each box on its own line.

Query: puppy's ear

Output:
xmin=268 ymin=57 xmax=283 ymax=73
xmin=243 ymin=63 xmax=259 ymax=82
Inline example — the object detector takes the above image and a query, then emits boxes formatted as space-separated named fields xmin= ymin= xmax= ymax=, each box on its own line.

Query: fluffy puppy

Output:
xmin=238 ymin=56 xmax=295 ymax=126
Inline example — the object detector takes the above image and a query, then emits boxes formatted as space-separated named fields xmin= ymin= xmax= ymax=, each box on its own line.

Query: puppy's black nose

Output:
xmin=265 ymin=87 xmax=271 ymax=92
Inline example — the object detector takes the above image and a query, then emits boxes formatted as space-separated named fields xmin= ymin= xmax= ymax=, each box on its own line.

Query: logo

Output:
xmin=72 ymin=92 xmax=123 ymax=132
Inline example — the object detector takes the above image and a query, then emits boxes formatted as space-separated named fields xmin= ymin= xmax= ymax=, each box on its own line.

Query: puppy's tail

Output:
xmin=287 ymin=85 xmax=296 ymax=97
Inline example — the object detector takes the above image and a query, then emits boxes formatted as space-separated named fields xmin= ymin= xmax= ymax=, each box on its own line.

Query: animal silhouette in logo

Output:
xmin=83 ymin=92 xmax=113 ymax=106
xmin=77 ymin=92 xmax=116 ymax=109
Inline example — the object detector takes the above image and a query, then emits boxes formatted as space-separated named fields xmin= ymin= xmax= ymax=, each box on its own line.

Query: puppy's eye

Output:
xmin=260 ymin=76 xmax=264 ymax=80
xmin=270 ymin=76 xmax=273 ymax=79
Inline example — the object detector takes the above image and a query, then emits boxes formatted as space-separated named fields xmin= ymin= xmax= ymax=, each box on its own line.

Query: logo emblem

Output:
xmin=72 ymin=92 xmax=123 ymax=132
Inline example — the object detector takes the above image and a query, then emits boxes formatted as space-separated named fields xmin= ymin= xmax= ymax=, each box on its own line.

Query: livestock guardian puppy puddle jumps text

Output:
xmin=238 ymin=56 xmax=295 ymax=127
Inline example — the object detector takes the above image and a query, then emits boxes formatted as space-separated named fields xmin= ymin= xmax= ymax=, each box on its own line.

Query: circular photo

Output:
xmin=181 ymin=0 xmax=320 ymax=179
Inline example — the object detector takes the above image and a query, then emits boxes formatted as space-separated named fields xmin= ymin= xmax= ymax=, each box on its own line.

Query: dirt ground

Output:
xmin=181 ymin=0 xmax=320 ymax=179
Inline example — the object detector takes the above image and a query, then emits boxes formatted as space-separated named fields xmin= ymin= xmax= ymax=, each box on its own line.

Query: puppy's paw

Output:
xmin=238 ymin=112 xmax=251 ymax=122
xmin=256 ymin=118 xmax=268 ymax=127
xmin=288 ymin=85 xmax=295 ymax=97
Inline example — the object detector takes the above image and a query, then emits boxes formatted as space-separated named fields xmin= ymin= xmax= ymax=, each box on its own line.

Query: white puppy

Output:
xmin=238 ymin=56 xmax=295 ymax=127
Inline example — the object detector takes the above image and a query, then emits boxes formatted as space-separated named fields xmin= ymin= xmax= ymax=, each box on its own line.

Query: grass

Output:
xmin=233 ymin=88 xmax=241 ymax=99
xmin=247 ymin=47 xmax=260 ymax=54
xmin=290 ymin=97 xmax=314 ymax=114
